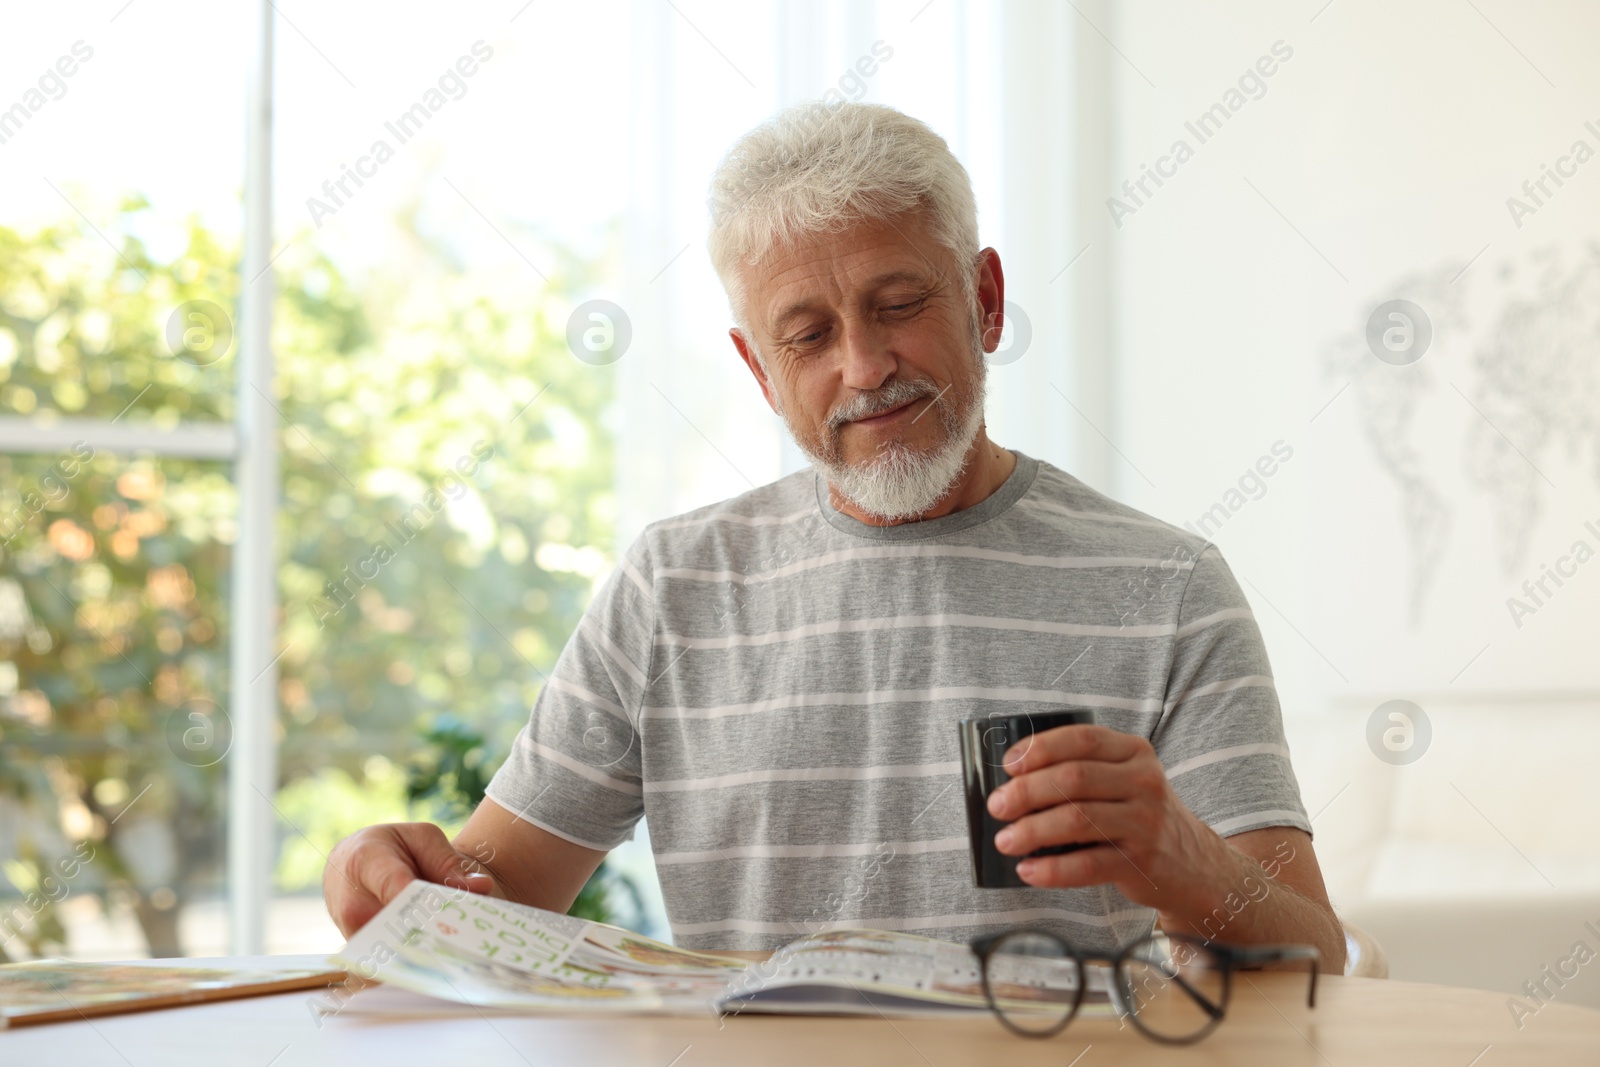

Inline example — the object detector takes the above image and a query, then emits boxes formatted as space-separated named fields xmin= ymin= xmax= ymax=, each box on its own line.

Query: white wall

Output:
xmin=1104 ymin=0 xmax=1600 ymax=986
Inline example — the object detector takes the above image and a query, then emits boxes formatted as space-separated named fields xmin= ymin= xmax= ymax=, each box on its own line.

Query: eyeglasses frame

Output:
xmin=968 ymin=928 xmax=1320 ymax=1046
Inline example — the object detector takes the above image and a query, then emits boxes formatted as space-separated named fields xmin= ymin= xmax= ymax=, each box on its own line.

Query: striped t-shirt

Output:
xmin=485 ymin=450 xmax=1311 ymax=953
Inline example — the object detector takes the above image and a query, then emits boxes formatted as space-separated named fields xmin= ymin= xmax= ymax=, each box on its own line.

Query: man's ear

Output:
xmin=974 ymin=247 xmax=1005 ymax=354
xmin=731 ymin=327 xmax=782 ymax=414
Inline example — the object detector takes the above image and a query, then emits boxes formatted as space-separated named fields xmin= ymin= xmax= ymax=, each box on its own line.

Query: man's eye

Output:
xmin=883 ymin=298 xmax=923 ymax=313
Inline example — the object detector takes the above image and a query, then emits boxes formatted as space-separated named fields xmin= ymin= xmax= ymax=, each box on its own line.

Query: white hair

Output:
xmin=706 ymin=100 xmax=981 ymax=346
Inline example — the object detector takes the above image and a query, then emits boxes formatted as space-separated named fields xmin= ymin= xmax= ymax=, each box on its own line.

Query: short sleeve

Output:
xmin=483 ymin=533 xmax=655 ymax=851
xmin=1153 ymin=544 xmax=1312 ymax=839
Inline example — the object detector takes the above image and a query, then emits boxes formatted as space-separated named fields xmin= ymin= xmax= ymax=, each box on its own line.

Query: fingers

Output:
xmin=391 ymin=822 xmax=495 ymax=892
xmin=325 ymin=823 xmax=494 ymax=938
xmin=459 ymin=871 xmax=500 ymax=898
xmin=1015 ymin=844 xmax=1125 ymax=889
xmin=988 ymin=754 xmax=1156 ymax=820
xmin=1000 ymin=723 xmax=1147 ymax=776
xmin=327 ymin=890 xmax=385 ymax=940
xmin=324 ymin=872 xmax=381 ymax=940
xmin=331 ymin=827 xmax=425 ymax=936
xmin=993 ymin=799 xmax=1135 ymax=856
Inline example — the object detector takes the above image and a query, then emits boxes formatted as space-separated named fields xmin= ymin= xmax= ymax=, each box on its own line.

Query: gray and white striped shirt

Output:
xmin=485 ymin=450 xmax=1311 ymax=952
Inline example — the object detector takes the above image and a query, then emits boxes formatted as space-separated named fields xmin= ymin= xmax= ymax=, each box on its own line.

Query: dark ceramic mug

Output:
xmin=958 ymin=708 xmax=1099 ymax=888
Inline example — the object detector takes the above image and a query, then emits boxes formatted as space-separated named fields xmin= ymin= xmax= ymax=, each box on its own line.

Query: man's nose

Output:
xmin=836 ymin=317 xmax=896 ymax=391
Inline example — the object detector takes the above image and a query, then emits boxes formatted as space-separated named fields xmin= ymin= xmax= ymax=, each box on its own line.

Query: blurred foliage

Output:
xmin=405 ymin=717 xmax=642 ymax=929
xmin=405 ymin=715 xmax=495 ymax=823
xmin=566 ymin=855 xmax=647 ymax=930
xmin=272 ymin=761 xmax=410 ymax=894
xmin=0 ymin=193 xmax=237 ymax=424
xmin=1 ymin=844 xmax=70 ymax=959
xmin=0 ymin=200 xmax=620 ymax=957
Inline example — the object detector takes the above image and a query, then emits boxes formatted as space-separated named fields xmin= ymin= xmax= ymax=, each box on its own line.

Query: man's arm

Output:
xmin=986 ymin=725 xmax=1346 ymax=971
xmin=322 ymin=797 xmax=606 ymax=938
xmin=1170 ymin=825 xmax=1345 ymax=968
xmin=454 ymin=796 xmax=608 ymax=910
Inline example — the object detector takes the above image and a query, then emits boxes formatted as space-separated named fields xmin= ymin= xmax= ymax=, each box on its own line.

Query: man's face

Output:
xmin=731 ymin=209 xmax=992 ymax=519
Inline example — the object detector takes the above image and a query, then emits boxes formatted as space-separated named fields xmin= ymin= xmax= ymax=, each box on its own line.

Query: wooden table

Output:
xmin=3 ymin=955 xmax=1597 ymax=1065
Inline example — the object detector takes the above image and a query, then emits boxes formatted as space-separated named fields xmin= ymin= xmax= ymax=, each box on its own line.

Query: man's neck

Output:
xmin=826 ymin=431 xmax=1017 ymax=526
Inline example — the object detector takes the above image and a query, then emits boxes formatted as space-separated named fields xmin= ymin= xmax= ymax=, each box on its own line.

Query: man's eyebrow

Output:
xmin=768 ymin=269 xmax=934 ymax=333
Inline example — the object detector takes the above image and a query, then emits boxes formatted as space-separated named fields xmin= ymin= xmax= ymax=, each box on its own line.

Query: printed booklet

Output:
xmin=329 ymin=880 xmax=1112 ymax=1019
xmin=0 ymin=958 xmax=345 ymax=1028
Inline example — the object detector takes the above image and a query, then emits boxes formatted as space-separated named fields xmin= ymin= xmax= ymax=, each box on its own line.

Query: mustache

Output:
xmin=826 ymin=378 xmax=943 ymax=429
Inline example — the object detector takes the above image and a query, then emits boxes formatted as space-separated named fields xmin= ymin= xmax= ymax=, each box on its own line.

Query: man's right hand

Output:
xmin=323 ymin=822 xmax=500 ymax=938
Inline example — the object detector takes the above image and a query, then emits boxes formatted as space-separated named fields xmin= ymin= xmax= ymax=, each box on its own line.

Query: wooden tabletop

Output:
xmin=3 ymin=959 xmax=1597 ymax=1064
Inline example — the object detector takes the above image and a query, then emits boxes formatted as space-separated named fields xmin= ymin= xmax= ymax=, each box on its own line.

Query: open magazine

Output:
xmin=329 ymin=880 xmax=1112 ymax=1019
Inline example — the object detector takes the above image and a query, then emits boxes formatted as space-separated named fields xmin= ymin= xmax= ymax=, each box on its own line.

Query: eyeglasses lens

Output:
xmin=985 ymin=931 xmax=1080 ymax=1035
xmin=1118 ymin=935 xmax=1226 ymax=1041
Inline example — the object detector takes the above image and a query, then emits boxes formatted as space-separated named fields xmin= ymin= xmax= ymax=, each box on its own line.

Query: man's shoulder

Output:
xmin=1021 ymin=455 xmax=1212 ymax=559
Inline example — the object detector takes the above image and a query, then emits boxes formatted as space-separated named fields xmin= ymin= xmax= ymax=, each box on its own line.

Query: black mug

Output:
xmin=958 ymin=708 xmax=1099 ymax=888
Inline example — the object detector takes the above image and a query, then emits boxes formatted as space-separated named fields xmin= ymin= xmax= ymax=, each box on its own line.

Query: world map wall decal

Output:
xmin=1320 ymin=244 xmax=1600 ymax=627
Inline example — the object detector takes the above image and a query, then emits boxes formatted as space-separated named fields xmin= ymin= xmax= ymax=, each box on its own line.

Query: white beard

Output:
xmin=810 ymin=388 xmax=984 ymax=522
xmin=783 ymin=319 xmax=989 ymax=523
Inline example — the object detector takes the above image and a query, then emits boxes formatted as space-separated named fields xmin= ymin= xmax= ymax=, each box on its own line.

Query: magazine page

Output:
xmin=719 ymin=928 xmax=1112 ymax=1018
xmin=330 ymin=880 xmax=750 ymax=1015
xmin=330 ymin=881 xmax=1114 ymax=1021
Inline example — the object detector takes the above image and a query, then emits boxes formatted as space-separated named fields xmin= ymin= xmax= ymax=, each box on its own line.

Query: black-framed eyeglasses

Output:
xmin=969 ymin=929 xmax=1319 ymax=1045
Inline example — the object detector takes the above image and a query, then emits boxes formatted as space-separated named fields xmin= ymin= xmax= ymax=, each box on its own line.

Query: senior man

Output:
xmin=324 ymin=100 xmax=1346 ymax=969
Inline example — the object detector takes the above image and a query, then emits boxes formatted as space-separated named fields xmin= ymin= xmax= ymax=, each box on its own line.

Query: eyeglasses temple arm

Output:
xmin=1220 ymin=943 xmax=1321 ymax=1008
xmin=1126 ymin=942 xmax=1225 ymax=1020
xmin=1168 ymin=970 xmax=1226 ymax=1020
